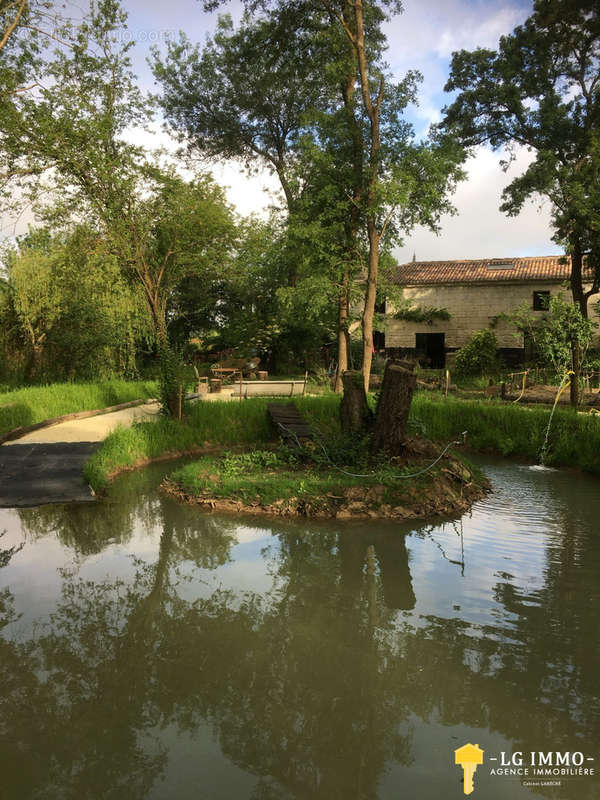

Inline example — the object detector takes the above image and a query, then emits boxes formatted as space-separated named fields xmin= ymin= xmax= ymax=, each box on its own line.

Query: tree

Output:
xmin=443 ymin=0 xmax=600 ymax=404
xmin=1 ymin=0 xmax=237 ymax=409
xmin=505 ymin=296 xmax=597 ymax=377
xmin=155 ymin=1 xmax=465 ymax=391
xmin=151 ymin=10 xmax=324 ymax=225
xmin=151 ymin=8 xmax=362 ymax=387
xmin=317 ymin=0 xmax=465 ymax=390
xmin=1 ymin=225 xmax=151 ymax=381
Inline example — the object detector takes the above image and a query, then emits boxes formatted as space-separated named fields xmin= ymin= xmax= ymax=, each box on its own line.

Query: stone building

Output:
xmin=383 ymin=256 xmax=598 ymax=368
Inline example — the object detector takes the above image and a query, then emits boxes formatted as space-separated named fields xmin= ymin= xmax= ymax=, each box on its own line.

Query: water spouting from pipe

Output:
xmin=539 ymin=372 xmax=574 ymax=466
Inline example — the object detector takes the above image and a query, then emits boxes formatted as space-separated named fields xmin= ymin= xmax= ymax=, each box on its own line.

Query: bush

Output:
xmin=455 ymin=330 xmax=501 ymax=376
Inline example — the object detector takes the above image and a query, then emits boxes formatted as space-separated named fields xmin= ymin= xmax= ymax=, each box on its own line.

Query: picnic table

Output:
xmin=210 ymin=366 xmax=242 ymax=381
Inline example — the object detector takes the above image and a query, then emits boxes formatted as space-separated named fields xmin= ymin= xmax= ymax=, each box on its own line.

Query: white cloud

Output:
xmin=395 ymin=145 xmax=561 ymax=262
xmin=433 ymin=6 xmax=526 ymax=58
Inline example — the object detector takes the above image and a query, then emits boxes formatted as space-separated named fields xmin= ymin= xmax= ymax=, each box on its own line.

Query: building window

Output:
xmin=375 ymin=298 xmax=386 ymax=314
xmin=533 ymin=291 xmax=550 ymax=311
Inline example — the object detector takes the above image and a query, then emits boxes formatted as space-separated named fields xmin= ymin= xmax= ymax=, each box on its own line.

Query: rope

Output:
xmin=276 ymin=421 xmax=468 ymax=480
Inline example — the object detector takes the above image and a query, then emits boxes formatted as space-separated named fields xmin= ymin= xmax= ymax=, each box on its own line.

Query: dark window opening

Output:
xmin=375 ymin=298 xmax=386 ymax=314
xmin=533 ymin=291 xmax=550 ymax=311
xmin=415 ymin=332 xmax=445 ymax=369
xmin=373 ymin=330 xmax=385 ymax=350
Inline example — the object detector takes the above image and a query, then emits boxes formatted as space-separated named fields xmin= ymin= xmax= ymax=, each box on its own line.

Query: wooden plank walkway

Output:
xmin=267 ymin=402 xmax=314 ymax=447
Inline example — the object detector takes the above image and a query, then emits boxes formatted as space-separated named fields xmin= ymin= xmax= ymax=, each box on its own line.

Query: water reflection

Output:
xmin=0 ymin=459 xmax=599 ymax=799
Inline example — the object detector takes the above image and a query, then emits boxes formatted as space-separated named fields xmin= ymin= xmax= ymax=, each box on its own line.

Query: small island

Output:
xmin=162 ymin=362 xmax=489 ymax=520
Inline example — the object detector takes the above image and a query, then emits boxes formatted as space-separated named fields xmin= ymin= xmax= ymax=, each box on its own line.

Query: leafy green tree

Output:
xmin=154 ymin=2 xmax=465 ymax=391
xmin=454 ymin=329 xmax=501 ymax=376
xmin=1 ymin=0 xmax=238 ymax=410
xmin=1 ymin=226 xmax=150 ymax=381
xmin=443 ymin=0 xmax=600 ymax=403
xmin=151 ymin=8 xmax=359 ymax=385
xmin=151 ymin=10 xmax=324 ymax=223
xmin=505 ymin=296 xmax=597 ymax=378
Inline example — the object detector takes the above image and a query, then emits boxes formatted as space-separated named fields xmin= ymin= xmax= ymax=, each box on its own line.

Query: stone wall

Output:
xmin=385 ymin=282 xmax=600 ymax=350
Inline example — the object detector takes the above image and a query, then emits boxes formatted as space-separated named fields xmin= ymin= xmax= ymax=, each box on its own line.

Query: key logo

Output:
xmin=455 ymin=743 xmax=484 ymax=795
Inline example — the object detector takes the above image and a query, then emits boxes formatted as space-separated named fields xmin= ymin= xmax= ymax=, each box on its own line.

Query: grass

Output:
xmin=168 ymin=450 xmax=370 ymax=506
xmin=84 ymin=395 xmax=341 ymax=491
xmin=164 ymin=446 xmax=482 ymax=517
xmin=84 ymin=386 xmax=600 ymax=493
xmin=0 ymin=380 xmax=158 ymax=439
xmin=410 ymin=392 xmax=600 ymax=474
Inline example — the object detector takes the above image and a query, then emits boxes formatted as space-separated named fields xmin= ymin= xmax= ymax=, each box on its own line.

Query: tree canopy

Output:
xmin=443 ymin=0 xmax=600 ymax=318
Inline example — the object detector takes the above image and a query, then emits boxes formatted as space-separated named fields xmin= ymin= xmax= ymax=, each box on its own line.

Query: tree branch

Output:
xmin=0 ymin=0 xmax=26 ymax=52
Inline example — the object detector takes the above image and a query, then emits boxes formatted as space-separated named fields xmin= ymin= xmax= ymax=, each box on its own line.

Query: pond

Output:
xmin=0 ymin=457 xmax=599 ymax=799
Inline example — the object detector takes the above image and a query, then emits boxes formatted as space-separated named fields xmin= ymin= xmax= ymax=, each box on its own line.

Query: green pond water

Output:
xmin=0 ymin=457 xmax=599 ymax=800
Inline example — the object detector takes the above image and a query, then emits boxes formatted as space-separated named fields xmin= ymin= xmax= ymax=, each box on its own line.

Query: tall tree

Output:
xmin=443 ymin=0 xmax=600 ymax=405
xmin=322 ymin=0 xmax=465 ymax=389
xmin=155 ymin=1 xmax=464 ymax=391
xmin=151 ymin=8 xmax=361 ymax=387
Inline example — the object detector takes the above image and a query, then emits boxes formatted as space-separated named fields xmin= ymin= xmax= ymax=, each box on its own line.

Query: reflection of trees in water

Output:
xmin=488 ymin=505 xmax=600 ymax=753
xmin=0 ymin=529 xmax=23 ymax=568
xmin=1 ymin=478 xmax=599 ymax=799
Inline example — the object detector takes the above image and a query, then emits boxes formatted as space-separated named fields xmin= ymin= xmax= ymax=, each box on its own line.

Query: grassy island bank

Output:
xmin=161 ymin=444 xmax=486 ymax=521
xmin=84 ymin=397 xmax=340 ymax=491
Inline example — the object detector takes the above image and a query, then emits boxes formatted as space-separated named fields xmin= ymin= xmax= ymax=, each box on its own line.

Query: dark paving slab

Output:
xmin=0 ymin=442 xmax=100 ymax=507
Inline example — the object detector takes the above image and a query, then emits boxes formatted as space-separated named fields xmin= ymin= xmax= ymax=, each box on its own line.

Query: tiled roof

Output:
xmin=392 ymin=256 xmax=591 ymax=285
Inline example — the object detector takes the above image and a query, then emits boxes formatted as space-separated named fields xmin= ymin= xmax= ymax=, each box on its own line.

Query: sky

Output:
xmin=5 ymin=0 xmax=563 ymax=263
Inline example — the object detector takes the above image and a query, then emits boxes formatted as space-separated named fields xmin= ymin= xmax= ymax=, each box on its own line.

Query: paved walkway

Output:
xmin=0 ymin=401 xmax=161 ymax=508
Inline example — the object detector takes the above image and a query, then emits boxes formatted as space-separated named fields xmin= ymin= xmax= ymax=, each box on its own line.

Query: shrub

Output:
xmin=455 ymin=330 xmax=501 ymax=376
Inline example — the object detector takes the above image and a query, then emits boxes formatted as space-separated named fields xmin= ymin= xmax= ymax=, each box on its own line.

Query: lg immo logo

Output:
xmin=454 ymin=743 xmax=484 ymax=795
xmin=454 ymin=744 xmax=596 ymax=795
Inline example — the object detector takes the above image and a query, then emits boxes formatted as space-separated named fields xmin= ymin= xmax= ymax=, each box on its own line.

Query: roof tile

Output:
xmin=392 ymin=256 xmax=592 ymax=285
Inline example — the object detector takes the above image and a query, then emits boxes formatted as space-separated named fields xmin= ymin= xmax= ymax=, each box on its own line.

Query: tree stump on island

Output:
xmin=340 ymin=371 xmax=373 ymax=433
xmin=370 ymin=360 xmax=417 ymax=457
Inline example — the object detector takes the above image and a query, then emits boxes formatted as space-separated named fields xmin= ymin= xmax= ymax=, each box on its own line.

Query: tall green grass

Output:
xmin=0 ymin=380 xmax=158 ymax=438
xmin=85 ymin=389 xmax=600 ymax=492
xmin=411 ymin=393 xmax=600 ymax=474
xmin=84 ymin=396 xmax=341 ymax=490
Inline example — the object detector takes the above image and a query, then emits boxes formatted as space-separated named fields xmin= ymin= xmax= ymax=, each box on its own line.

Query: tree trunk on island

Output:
xmin=340 ymin=370 xmax=372 ymax=433
xmin=370 ymin=361 xmax=416 ymax=458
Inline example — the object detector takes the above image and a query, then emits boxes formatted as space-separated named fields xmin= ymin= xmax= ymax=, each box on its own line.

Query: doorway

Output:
xmin=415 ymin=332 xmax=445 ymax=368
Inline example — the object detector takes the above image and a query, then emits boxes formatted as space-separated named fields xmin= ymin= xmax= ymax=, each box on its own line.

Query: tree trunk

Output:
xmin=370 ymin=361 xmax=416 ymax=458
xmin=340 ymin=370 xmax=372 ymax=433
xmin=569 ymin=237 xmax=585 ymax=408
xmin=336 ymin=40 xmax=364 ymax=394
xmin=27 ymin=342 xmax=43 ymax=381
xmin=362 ymin=222 xmax=379 ymax=392
xmin=334 ymin=282 xmax=350 ymax=393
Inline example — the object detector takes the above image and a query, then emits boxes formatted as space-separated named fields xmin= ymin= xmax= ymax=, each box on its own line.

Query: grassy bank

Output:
xmin=84 ymin=396 xmax=341 ymax=491
xmin=410 ymin=393 xmax=600 ymax=474
xmin=163 ymin=446 xmax=485 ymax=520
xmin=84 ymin=389 xmax=600 ymax=493
xmin=0 ymin=380 xmax=157 ymax=439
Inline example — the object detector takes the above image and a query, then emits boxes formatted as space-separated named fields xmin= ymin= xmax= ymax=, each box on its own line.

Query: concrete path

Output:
xmin=3 ymin=401 xmax=161 ymax=444
xmin=0 ymin=401 xmax=160 ymax=507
